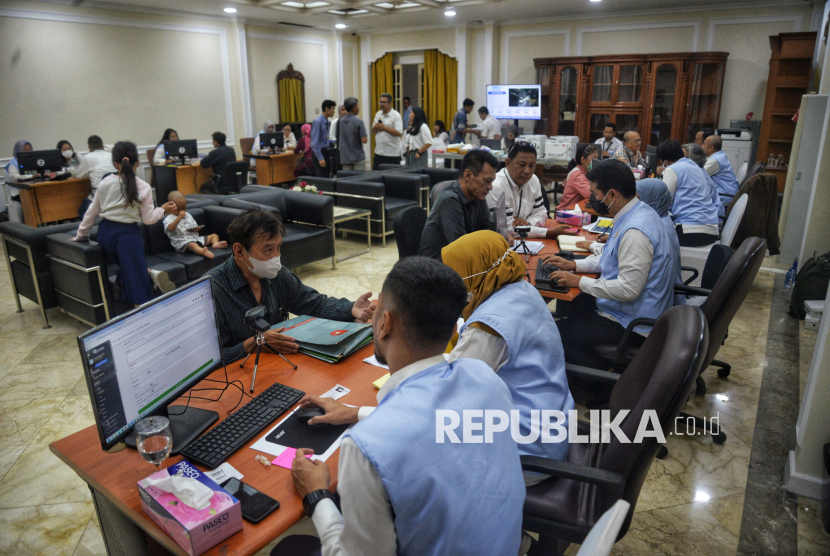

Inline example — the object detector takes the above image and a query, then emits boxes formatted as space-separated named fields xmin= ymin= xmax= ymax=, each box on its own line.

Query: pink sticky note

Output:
xmin=272 ymin=448 xmax=312 ymax=469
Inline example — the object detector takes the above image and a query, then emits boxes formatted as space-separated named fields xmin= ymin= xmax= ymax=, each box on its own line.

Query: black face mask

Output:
xmin=587 ymin=192 xmax=612 ymax=216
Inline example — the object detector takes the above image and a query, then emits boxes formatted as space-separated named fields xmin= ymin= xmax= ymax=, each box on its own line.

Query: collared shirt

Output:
xmin=311 ymin=355 xmax=447 ymax=556
xmin=200 ymin=145 xmax=236 ymax=176
xmin=372 ymin=109 xmax=404 ymax=157
xmin=402 ymin=106 xmax=413 ymax=130
xmin=337 ymin=113 xmax=368 ymax=165
xmin=614 ymin=145 xmax=645 ymax=168
xmin=328 ymin=118 xmax=339 ymax=141
xmin=311 ymin=114 xmax=332 ymax=162
xmin=594 ymin=136 xmax=623 ymax=157
xmin=418 ymin=181 xmax=493 ymax=260
xmin=76 ymin=175 xmax=164 ymax=238
xmin=479 ymin=115 xmax=501 ymax=139
xmin=203 ymin=258 xmax=354 ymax=363
xmin=487 ymin=168 xmax=548 ymax=238
xmin=451 ymin=108 xmax=468 ymax=143
xmin=75 ymin=149 xmax=116 ymax=199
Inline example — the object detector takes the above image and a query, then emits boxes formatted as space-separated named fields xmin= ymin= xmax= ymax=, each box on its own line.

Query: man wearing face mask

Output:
xmin=539 ymin=160 xmax=676 ymax=370
xmin=204 ymin=210 xmax=376 ymax=363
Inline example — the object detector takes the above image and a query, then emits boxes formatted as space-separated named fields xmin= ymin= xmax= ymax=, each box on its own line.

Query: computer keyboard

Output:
xmin=181 ymin=381 xmax=305 ymax=469
xmin=534 ymin=262 xmax=570 ymax=293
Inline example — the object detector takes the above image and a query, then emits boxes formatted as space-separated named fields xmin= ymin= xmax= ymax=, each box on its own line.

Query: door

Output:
xmin=648 ymin=62 xmax=681 ymax=147
xmin=557 ymin=66 xmax=580 ymax=136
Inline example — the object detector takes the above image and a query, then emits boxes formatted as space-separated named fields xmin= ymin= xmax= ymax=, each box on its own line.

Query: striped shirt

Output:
xmin=204 ymin=258 xmax=355 ymax=363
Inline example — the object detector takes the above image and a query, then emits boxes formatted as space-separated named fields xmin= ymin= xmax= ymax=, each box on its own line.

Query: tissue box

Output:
xmin=138 ymin=460 xmax=242 ymax=556
xmin=555 ymin=210 xmax=591 ymax=227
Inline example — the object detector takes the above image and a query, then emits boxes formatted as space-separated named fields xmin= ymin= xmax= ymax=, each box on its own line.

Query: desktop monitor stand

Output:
xmin=124 ymin=406 xmax=219 ymax=455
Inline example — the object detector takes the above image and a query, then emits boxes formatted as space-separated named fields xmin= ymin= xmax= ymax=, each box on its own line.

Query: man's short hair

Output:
xmin=461 ymin=149 xmax=499 ymax=176
xmin=403 ymin=96 xmax=411 ymax=102
xmin=700 ymin=129 xmax=714 ymax=142
xmin=212 ymin=131 xmax=226 ymax=146
xmin=478 ymin=106 xmax=489 ymax=116
xmin=604 ymin=122 xmax=617 ymax=132
xmin=227 ymin=209 xmax=286 ymax=252
xmin=706 ymin=135 xmax=723 ymax=151
xmin=463 ymin=98 xmax=475 ymax=107
xmin=380 ymin=93 xmax=392 ymax=103
xmin=682 ymin=143 xmax=707 ymax=168
xmin=507 ymin=140 xmax=537 ymax=160
xmin=585 ymin=159 xmax=636 ymax=198
xmin=656 ymin=139 xmax=685 ymax=163
xmin=344 ymin=97 xmax=359 ymax=112
xmin=322 ymin=99 xmax=337 ymax=111
xmin=87 ymin=135 xmax=104 ymax=150
xmin=382 ymin=256 xmax=468 ymax=346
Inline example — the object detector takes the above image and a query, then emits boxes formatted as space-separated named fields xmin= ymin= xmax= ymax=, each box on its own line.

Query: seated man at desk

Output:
xmin=195 ymin=132 xmax=236 ymax=191
xmin=541 ymin=159 xmax=676 ymax=370
xmin=75 ymin=135 xmax=116 ymax=217
xmin=487 ymin=140 xmax=576 ymax=239
xmin=418 ymin=150 xmax=497 ymax=260
xmin=275 ymin=256 xmax=525 ymax=556
xmin=613 ymin=131 xmax=646 ymax=169
xmin=703 ymin=134 xmax=740 ymax=207
xmin=594 ymin=123 xmax=623 ymax=158
xmin=205 ymin=209 xmax=375 ymax=363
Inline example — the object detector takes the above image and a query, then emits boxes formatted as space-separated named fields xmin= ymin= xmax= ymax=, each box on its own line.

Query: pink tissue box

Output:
xmin=555 ymin=211 xmax=591 ymax=227
xmin=138 ymin=460 xmax=242 ymax=556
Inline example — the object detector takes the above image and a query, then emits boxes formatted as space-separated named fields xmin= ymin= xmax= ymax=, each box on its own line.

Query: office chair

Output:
xmin=734 ymin=161 xmax=749 ymax=184
xmin=739 ymin=161 xmax=765 ymax=188
xmin=218 ymin=161 xmax=249 ymax=195
xmin=522 ymin=305 xmax=708 ymax=555
xmin=431 ymin=180 xmax=454 ymax=204
xmin=480 ymin=138 xmax=502 ymax=150
xmin=680 ymin=194 xmax=747 ymax=286
xmin=392 ymin=206 xmax=427 ymax=259
xmin=151 ymin=165 xmax=178 ymax=208
xmin=574 ymin=500 xmax=631 ymax=556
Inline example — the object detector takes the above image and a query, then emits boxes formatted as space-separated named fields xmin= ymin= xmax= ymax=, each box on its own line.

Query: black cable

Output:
xmin=167 ymin=360 xmax=253 ymax=417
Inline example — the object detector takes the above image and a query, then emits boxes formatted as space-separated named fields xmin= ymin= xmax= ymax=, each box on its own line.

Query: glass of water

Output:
xmin=135 ymin=416 xmax=172 ymax=470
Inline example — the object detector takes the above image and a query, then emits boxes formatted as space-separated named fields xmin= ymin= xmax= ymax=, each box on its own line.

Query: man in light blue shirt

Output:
xmin=311 ymin=99 xmax=336 ymax=177
xmin=401 ymin=96 xmax=412 ymax=130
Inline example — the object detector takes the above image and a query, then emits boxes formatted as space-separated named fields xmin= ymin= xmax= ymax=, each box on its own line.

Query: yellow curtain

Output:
xmin=423 ymin=49 xmax=458 ymax=137
xmin=279 ymin=78 xmax=304 ymax=122
xmin=370 ymin=52 xmax=394 ymax=162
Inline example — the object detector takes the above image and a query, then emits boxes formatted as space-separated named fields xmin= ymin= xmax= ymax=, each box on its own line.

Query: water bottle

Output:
xmin=784 ymin=257 xmax=798 ymax=288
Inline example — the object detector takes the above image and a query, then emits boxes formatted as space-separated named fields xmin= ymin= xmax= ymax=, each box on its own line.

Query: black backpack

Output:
xmin=789 ymin=251 xmax=830 ymax=319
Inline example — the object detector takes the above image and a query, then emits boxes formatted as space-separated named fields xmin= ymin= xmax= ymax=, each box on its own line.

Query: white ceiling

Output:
xmin=70 ymin=0 xmax=813 ymax=31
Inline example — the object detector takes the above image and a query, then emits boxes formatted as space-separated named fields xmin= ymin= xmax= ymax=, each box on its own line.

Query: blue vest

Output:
xmin=461 ymin=280 xmax=575 ymax=461
xmin=346 ymin=359 xmax=525 ymax=556
xmin=702 ymin=168 xmax=725 ymax=218
xmin=670 ymin=157 xmax=720 ymax=226
xmin=661 ymin=215 xmax=686 ymax=306
xmin=709 ymin=150 xmax=739 ymax=202
xmin=597 ymin=201 xmax=676 ymax=331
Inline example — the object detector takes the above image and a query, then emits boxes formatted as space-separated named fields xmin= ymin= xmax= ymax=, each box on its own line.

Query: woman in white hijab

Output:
xmin=252 ymin=120 xmax=277 ymax=155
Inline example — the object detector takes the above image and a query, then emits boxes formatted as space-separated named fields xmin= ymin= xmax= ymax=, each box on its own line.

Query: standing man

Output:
xmin=614 ymin=131 xmax=646 ymax=169
xmin=311 ymin=100 xmax=337 ymax=177
xmin=401 ymin=96 xmax=413 ymax=129
xmin=451 ymin=98 xmax=476 ymax=143
xmin=371 ymin=93 xmax=404 ymax=169
xmin=473 ymin=106 xmax=502 ymax=140
xmin=337 ymin=97 xmax=368 ymax=171
xmin=703 ymin=134 xmax=740 ymax=207
xmin=594 ymin=123 xmax=623 ymax=158
xmin=329 ymin=104 xmax=346 ymax=142
xmin=75 ymin=134 xmax=116 ymax=217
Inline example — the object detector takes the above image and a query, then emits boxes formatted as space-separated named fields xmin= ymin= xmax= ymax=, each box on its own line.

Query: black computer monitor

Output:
xmin=77 ymin=276 xmax=223 ymax=453
xmin=259 ymin=132 xmax=284 ymax=153
xmin=17 ymin=149 xmax=63 ymax=176
xmin=163 ymin=139 xmax=199 ymax=164
xmin=645 ymin=144 xmax=658 ymax=171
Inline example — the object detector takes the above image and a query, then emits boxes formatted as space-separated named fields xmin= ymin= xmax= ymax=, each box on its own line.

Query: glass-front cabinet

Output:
xmin=558 ymin=67 xmax=579 ymax=136
xmin=538 ymin=60 xmax=587 ymax=136
xmin=648 ymin=63 xmax=680 ymax=147
xmin=685 ymin=62 xmax=726 ymax=143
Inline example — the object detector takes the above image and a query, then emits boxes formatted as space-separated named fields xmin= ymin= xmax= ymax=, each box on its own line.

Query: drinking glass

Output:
xmin=135 ymin=416 xmax=172 ymax=470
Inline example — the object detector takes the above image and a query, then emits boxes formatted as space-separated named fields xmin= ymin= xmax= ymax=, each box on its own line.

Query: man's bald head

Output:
xmin=703 ymin=135 xmax=722 ymax=156
xmin=623 ymin=131 xmax=641 ymax=151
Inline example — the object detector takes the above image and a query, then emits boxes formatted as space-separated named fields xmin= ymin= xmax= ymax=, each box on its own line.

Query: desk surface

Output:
xmin=245 ymin=152 xmax=297 ymax=160
xmin=11 ymin=176 xmax=87 ymax=189
xmin=524 ymin=222 xmax=598 ymax=301
xmin=50 ymin=345 xmax=387 ymax=556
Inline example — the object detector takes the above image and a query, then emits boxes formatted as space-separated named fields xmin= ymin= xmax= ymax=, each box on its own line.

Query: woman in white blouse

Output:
xmin=152 ymin=128 xmax=178 ymax=164
xmin=282 ymin=124 xmax=297 ymax=150
xmin=405 ymin=107 xmax=432 ymax=168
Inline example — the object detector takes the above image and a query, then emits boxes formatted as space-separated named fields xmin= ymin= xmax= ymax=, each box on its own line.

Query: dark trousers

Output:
xmin=555 ymin=293 xmax=643 ymax=370
xmin=271 ymin=535 xmax=321 ymax=556
xmin=372 ymin=154 xmax=401 ymax=170
xmin=78 ymin=197 xmax=92 ymax=218
xmin=675 ymin=225 xmax=719 ymax=247
xmin=312 ymin=155 xmax=330 ymax=178
xmin=97 ymin=219 xmax=154 ymax=306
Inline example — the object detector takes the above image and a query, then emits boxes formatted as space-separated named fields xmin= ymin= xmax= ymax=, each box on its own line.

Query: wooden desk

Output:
xmin=50 ymin=345 xmax=386 ymax=556
xmin=157 ymin=164 xmax=213 ymax=196
xmin=14 ymin=177 xmax=90 ymax=226
xmin=523 ymin=222 xmax=599 ymax=301
xmin=248 ymin=153 xmax=300 ymax=185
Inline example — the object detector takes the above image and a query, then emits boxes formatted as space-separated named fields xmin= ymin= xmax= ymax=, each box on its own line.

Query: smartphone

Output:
xmin=187 ymin=225 xmax=204 ymax=233
xmin=222 ymin=478 xmax=280 ymax=524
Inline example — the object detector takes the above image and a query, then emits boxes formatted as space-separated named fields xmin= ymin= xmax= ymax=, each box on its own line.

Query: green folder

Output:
xmin=271 ymin=316 xmax=373 ymax=363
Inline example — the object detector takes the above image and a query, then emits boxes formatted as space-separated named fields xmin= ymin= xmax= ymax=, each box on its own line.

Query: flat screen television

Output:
xmin=486 ymin=84 xmax=542 ymax=121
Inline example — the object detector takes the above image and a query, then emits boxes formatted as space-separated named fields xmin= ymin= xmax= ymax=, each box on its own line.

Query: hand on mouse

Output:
xmin=291 ymin=448 xmax=330 ymax=498
xmin=297 ymin=395 xmax=360 ymax=425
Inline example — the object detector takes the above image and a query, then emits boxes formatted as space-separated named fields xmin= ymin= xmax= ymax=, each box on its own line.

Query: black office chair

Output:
xmin=739 ymin=161 xmax=765 ymax=188
xmin=431 ymin=180 xmax=454 ymax=204
xmin=480 ymin=139 xmax=502 ymax=150
xmin=392 ymin=206 xmax=427 ymax=259
xmin=152 ymin=165 xmax=179 ymax=206
xmin=218 ymin=161 xmax=249 ymax=195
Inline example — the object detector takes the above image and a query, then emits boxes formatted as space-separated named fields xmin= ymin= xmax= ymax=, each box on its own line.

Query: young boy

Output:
xmin=163 ymin=191 xmax=227 ymax=259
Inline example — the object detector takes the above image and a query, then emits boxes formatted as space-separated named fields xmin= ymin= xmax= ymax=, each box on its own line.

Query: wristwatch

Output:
xmin=303 ymin=489 xmax=336 ymax=517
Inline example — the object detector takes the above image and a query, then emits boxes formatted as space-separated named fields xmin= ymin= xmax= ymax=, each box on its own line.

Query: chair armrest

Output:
xmin=520 ymin=456 xmax=626 ymax=501
xmin=284 ymin=189 xmax=334 ymax=227
xmin=46 ymin=233 xmax=106 ymax=269
xmin=675 ymin=284 xmax=711 ymax=297
xmin=565 ymin=363 xmax=620 ymax=384
xmin=382 ymin=174 xmax=422 ymax=202
xmin=612 ymin=317 xmax=656 ymax=364
xmin=681 ymin=266 xmax=699 ymax=285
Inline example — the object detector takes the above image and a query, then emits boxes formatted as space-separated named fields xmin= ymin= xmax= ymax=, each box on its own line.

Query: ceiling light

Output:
xmin=445 ymin=8 xmax=456 ymax=16
xmin=335 ymin=23 xmax=346 ymax=29
xmin=224 ymin=7 xmax=237 ymax=12
xmin=590 ymin=0 xmax=602 ymax=2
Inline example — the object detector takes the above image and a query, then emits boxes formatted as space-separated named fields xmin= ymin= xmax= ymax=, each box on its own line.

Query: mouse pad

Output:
xmin=264 ymin=411 xmax=351 ymax=454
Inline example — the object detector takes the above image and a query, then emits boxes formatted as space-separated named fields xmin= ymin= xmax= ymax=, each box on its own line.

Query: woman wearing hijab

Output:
xmin=4 ymin=140 xmax=33 ymax=222
xmin=636 ymin=178 xmax=685 ymax=306
xmin=153 ymin=128 xmax=179 ymax=164
xmin=293 ymin=123 xmax=313 ymax=178
xmin=500 ymin=124 xmax=520 ymax=152
xmin=57 ymin=140 xmax=82 ymax=170
xmin=252 ymin=120 xmax=277 ymax=155
xmin=442 ymin=230 xmax=574 ymax=485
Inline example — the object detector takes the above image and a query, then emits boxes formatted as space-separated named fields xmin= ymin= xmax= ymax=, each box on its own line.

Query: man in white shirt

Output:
xmin=473 ymin=106 xmax=501 ymax=140
xmin=328 ymin=104 xmax=346 ymax=142
xmin=371 ymin=93 xmax=404 ymax=169
xmin=75 ymin=135 xmax=115 ymax=217
xmin=594 ymin=123 xmax=623 ymax=158
xmin=487 ymin=141 xmax=576 ymax=240
xmin=275 ymin=256 xmax=526 ymax=556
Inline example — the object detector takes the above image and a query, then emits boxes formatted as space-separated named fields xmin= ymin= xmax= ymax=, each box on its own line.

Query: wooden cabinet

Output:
xmin=535 ymin=52 xmax=728 ymax=149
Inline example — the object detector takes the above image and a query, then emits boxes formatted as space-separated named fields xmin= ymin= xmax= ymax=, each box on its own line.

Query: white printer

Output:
xmin=524 ymin=135 xmax=547 ymax=157
xmin=545 ymin=136 xmax=579 ymax=161
xmin=717 ymin=129 xmax=753 ymax=173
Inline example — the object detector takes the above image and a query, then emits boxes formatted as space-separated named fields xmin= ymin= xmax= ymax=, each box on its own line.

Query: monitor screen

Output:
xmin=17 ymin=149 xmax=64 ymax=174
xmin=164 ymin=139 xmax=199 ymax=160
xmin=486 ymin=84 xmax=542 ymax=121
xmin=260 ymin=132 xmax=284 ymax=151
xmin=78 ymin=277 xmax=222 ymax=449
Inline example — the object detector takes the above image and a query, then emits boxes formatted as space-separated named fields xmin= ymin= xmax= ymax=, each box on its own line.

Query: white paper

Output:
xmin=513 ymin=241 xmax=544 ymax=255
xmin=363 ymin=354 xmax=389 ymax=369
xmin=249 ymin=407 xmax=352 ymax=462
xmin=321 ymin=384 xmax=350 ymax=400
xmin=204 ymin=463 xmax=244 ymax=485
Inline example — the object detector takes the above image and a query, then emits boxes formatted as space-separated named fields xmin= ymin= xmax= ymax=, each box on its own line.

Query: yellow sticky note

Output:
xmin=373 ymin=373 xmax=390 ymax=389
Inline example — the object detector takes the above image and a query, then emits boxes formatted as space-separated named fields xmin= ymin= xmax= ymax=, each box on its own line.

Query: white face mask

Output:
xmin=62 ymin=149 xmax=74 ymax=159
xmin=244 ymin=250 xmax=281 ymax=279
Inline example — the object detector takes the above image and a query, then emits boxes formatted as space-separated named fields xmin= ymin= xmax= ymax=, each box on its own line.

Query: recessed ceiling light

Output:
xmin=224 ymin=7 xmax=237 ymax=12
xmin=335 ymin=23 xmax=346 ymax=29
xmin=445 ymin=8 xmax=456 ymax=16
xmin=590 ymin=0 xmax=602 ymax=2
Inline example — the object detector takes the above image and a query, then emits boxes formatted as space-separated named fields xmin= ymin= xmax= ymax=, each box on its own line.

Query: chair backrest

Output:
xmin=480 ymin=138 xmax=502 ymax=150
xmin=240 ymin=137 xmax=255 ymax=155
xmin=146 ymin=148 xmax=157 ymax=165
xmin=701 ymin=244 xmax=735 ymax=290
xmin=393 ymin=206 xmax=427 ymax=258
xmin=735 ymin=161 xmax=748 ymax=184
xmin=600 ymin=305 xmax=708 ymax=536
xmin=220 ymin=161 xmax=249 ymax=194
xmin=152 ymin=165 xmax=178 ymax=207
xmin=698 ymin=236 xmax=766 ymax=368
xmin=431 ymin=180 xmax=455 ymax=203
xmin=719 ymin=194 xmax=747 ymax=246
xmin=739 ymin=161 xmax=765 ymax=188
xmin=575 ymin=500 xmax=631 ymax=556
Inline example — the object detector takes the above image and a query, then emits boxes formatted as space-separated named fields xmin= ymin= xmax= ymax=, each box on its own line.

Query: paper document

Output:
xmin=204 ymin=463 xmax=243 ymax=485
xmin=558 ymin=235 xmax=589 ymax=252
xmin=364 ymin=354 xmax=389 ymax=369
xmin=513 ymin=241 xmax=544 ymax=255
xmin=321 ymin=384 xmax=350 ymax=400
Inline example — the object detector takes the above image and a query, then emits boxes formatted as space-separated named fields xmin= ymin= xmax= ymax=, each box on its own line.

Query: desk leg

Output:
xmin=89 ymin=486 xmax=152 ymax=556
xmin=331 ymin=223 xmax=338 ymax=270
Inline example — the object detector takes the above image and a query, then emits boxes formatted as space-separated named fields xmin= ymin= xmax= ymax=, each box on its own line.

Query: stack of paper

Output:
xmin=587 ymin=218 xmax=613 ymax=234
xmin=271 ymin=316 xmax=372 ymax=363
xmin=558 ymin=235 xmax=589 ymax=252
xmin=513 ymin=241 xmax=544 ymax=255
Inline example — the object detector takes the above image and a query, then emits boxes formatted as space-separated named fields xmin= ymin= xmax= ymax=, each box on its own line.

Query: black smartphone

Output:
xmin=222 ymin=478 xmax=280 ymax=524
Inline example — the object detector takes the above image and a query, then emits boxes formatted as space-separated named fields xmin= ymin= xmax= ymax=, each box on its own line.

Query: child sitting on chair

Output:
xmin=163 ymin=191 xmax=227 ymax=259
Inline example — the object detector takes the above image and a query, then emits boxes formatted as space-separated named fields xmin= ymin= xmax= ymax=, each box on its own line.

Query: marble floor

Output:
xmin=0 ymin=237 xmax=828 ymax=556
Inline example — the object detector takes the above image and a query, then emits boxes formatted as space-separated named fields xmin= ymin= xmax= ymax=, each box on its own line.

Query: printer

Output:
xmin=716 ymin=128 xmax=753 ymax=173
xmin=545 ymin=136 xmax=579 ymax=160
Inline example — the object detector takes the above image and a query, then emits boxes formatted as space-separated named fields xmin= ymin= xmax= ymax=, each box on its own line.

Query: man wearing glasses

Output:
xmin=371 ymin=93 xmax=404 ymax=170
xmin=614 ymin=131 xmax=646 ymax=169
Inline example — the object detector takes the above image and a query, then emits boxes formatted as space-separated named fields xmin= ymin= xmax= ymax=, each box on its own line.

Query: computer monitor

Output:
xmin=645 ymin=144 xmax=658 ymax=172
xmin=486 ymin=84 xmax=542 ymax=121
xmin=17 ymin=149 xmax=63 ymax=176
xmin=259 ymin=132 xmax=284 ymax=153
xmin=78 ymin=276 xmax=223 ymax=453
xmin=163 ymin=139 xmax=199 ymax=164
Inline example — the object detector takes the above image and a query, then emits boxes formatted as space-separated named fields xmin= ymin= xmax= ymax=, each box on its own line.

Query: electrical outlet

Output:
xmin=315 ymin=108 xmax=320 ymax=114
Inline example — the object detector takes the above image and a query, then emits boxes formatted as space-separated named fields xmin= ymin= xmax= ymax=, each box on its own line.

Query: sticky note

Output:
xmin=272 ymin=448 xmax=312 ymax=469
xmin=373 ymin=373 xmax=390 ymax=389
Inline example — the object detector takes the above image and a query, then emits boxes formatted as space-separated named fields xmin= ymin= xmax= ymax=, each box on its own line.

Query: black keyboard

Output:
xmin=535 ymin=262 xmax=570 ymax=293
xmin=181 ymin=382 xmax=304 ymax=469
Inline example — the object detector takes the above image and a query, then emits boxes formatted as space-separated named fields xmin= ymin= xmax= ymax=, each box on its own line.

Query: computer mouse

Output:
xmin=295 ymin=406 xmax=328 ymax=427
